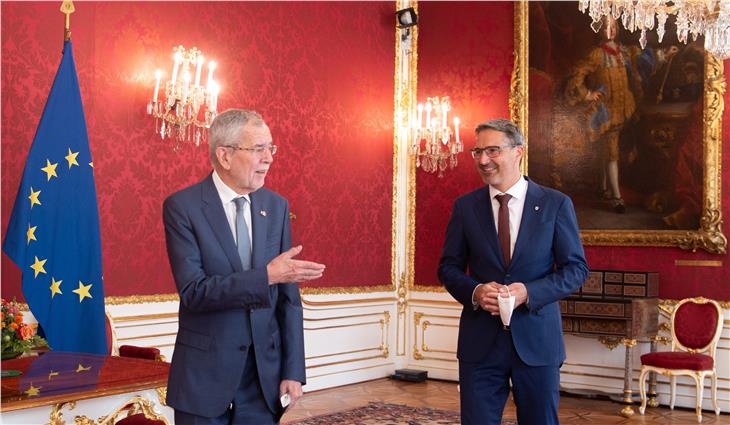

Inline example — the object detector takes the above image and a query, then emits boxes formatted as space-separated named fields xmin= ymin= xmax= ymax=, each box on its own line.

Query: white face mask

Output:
xmin=498 ymin=287 xmax=516 ymax=327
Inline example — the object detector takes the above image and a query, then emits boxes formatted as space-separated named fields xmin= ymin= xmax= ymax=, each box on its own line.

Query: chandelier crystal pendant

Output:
xmin=147 ymin=45 xmax=220 ymax=146
xmin=578 ymin=0 xmax=730 ymax=60
xmin=409 ymin=96 xmax=462 ymax=178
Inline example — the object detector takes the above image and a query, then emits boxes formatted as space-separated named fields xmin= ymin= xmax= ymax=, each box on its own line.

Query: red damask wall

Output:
xmin=414 ymin=3 xmax=730 ymax=300
xmin=414 ymin=2 xmax=514 ymax=285
xmin=1 ymin=2 xmax=395 ymax=299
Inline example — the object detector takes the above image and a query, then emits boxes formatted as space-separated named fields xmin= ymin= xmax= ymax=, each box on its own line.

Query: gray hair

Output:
xmin=209 ymin=109 xmax=265 ymax=164
xmin=474 ymin=118 xmax=524 ymax=146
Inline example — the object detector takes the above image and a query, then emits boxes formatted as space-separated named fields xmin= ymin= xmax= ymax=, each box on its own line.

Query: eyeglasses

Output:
xmin=223 ymin=144 xmax=278 ymax=156
xmin=470 ymin=144 xmax=515 ymax=159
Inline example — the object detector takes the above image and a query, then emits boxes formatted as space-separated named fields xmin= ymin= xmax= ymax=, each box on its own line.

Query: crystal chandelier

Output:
xmin=147 ymin=45 xmax=220 ymax=146
xmin=579 ymin=0 xmax=730 ymax=59
xmin=409 ymin=96 xmax=462 ymax=177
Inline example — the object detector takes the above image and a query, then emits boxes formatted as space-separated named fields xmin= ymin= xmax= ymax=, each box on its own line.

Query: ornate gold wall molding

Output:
xmin=305 ymin=310 xmax=390 ymax=368
xmin=511 ymin=0 xmax=529 ymax=174
xmin=412 ymin=311 xmax=458 ymax=362
xmin=105 ymin=294 xmax=179 ymax=305
xmin=300 ymin=285 xmax=394 ymax=295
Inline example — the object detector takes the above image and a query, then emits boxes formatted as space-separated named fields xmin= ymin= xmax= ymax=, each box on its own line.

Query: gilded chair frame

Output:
xmin=97 ymin=395 xmax=170 ymax=425
xmin=638 ymin=297 xmax=723 ymax=422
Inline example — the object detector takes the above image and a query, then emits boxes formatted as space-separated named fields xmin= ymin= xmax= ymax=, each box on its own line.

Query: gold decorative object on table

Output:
xmin=147 ymin=45 xmax=221 ymax=146
xmin=408 ymin=96 xmax=462 ymax=177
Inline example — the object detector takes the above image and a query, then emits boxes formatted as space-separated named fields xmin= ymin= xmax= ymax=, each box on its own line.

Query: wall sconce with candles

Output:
xmin=147 ymin=45 xmax=220 ymax=146
xmin=409 ymin=96 xmax=462 ymax=177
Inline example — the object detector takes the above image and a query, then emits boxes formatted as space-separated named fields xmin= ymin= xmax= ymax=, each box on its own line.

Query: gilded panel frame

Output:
xmin=511 ymin=2 xmax=727 ymax=254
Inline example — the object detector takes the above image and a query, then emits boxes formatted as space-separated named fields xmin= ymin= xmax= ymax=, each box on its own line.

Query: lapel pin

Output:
xmin=534 ymin=206 xmax=540 ymax=211
xmin=260 ymin=210 xmax=267 ymax=217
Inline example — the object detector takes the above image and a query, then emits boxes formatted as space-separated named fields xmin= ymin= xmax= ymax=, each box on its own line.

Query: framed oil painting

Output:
xmin=511 ymin=2 xmax=726 ymax=253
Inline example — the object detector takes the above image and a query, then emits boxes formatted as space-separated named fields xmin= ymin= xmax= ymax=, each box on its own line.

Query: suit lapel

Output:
xmin=511 ymin=178 xmax=545 ymax=266
xmin=472 ymin=187 xmax=503 ymax=267
xmin=249 ymin=190 xmax=268 ymax=269
xmin=201 ymin=175 xmax=243 ymax=272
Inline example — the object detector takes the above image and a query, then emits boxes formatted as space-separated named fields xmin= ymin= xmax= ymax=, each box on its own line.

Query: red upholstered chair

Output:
xmin=105 ymin=309 xmax=164 ymax=361
xmin=638 ymin=297 xmax=723 ymax=423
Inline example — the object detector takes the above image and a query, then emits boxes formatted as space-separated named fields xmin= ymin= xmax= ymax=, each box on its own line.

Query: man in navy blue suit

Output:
xmin=439 ymin=118 xmax=588 ymax=425
xmin=163 ymin=109 xmax=326 ymax=424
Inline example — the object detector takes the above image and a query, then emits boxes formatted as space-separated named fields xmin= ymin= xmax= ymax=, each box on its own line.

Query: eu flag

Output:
xmin=3 ymin=40 xmax=107 ymax=354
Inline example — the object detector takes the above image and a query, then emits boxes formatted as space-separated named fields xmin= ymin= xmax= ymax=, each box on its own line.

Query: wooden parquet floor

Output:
xmin=282 ymin=378 xmax=730 ymax=424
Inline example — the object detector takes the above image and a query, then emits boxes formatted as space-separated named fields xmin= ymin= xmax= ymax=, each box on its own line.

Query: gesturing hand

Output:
xmin=267 ymin=245 xmax=325 ymax=284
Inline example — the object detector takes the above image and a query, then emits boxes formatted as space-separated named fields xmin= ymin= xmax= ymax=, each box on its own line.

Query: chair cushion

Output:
xmin=641 ymin=351 xmax=714 ymax=371
xmin=116 ymin=413 xmax=165 ymax=425
xmin=119 ymin=345 xmax=161 ymax=361
xmin=674 ymin=302 xmax=718 ymax=349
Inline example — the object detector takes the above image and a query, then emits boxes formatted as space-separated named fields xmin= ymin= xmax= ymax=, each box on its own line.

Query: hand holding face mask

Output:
xmin=498 ymin=286 xmax=516 ymax=327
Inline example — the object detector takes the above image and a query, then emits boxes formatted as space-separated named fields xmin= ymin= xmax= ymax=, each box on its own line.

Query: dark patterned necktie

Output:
xmin=233 ymin=197 xmax=252 ymax=270
xmin=496 ymin=194 xmax=512 ymax=266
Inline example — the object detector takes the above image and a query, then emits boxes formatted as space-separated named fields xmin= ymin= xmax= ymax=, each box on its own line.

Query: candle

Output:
xmin=425 ymin=102 xmax=432 ymax=129
xmin=417 ymin=103 xmax=423 ymax=128
xmin=207 ymin=61 xmax=217 ymax=91
xmin=171 ymin=51 xmax=182 ymax=85
xmin=453 ymin=117 xmax=460 ymax=142
xmin=209 ymin=81 xmax=220 ymax=112
xmin=442 ymin=103 xmax=448 ymax=129
xmin=153 ymin=69 xmax=162 ymax=103
xmin=182 ymin=72 xmax=191 ymax=103
xmin=194 ymin=55 xmax=204 ymax=88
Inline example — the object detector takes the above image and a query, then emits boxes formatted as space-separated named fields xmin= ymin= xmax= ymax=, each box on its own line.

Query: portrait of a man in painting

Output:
xmin=527 ymin=2 xmax=706 ymax=231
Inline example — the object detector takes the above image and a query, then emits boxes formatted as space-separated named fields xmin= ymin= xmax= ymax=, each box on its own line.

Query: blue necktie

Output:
xmin=233 ymin=197 xmax=252 ymax=270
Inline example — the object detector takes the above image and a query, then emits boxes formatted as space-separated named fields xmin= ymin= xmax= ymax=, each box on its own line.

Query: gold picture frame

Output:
xmin=511 ymin=1 xmax=726 ymax=254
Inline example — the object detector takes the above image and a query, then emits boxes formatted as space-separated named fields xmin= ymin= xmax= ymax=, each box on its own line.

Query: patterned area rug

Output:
xmin=289 ymin=402 xmax=517 ymax=425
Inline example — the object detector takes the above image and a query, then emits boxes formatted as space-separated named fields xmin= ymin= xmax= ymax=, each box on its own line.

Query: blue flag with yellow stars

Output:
xmin=2 ymin=40 xmax=107 ymax=354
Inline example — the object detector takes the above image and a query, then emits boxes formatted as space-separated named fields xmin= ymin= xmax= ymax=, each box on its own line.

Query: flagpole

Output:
xmin=60 ymin=0 xmax=74 ymax=41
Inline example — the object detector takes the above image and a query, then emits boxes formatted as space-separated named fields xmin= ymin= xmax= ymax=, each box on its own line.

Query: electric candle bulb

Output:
xmin=194 ymin=55 xmax=204 ymax=88
xmin=171 ymin=51 xmax=182 ymax=85
xmin=453 ymin=117 xmax=460 ymax=142
xmin=153 ymin=69 xmax=162 ymax=103
xmin=207 ymin=61 xmax=217 ymax=91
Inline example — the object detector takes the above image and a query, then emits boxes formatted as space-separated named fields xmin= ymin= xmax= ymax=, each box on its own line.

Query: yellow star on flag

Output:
xmin=28 ymin=187 xmax=41 ymax=209
xmin=30 ymin=256 xmax=47 ymax=278
xmin=24 ymin=384 xmax=41 ymax=397
xmin=41 ymin=159 xmax=58 ymax=181
xmin=48 ymin=371 xmax=59 ymax=380
xmin=89 ymin=161 xmax=93 ymax=168
xmin=50 ymin=277 xmax=63 ymax=298
xmin=72 ymin=281 xmax=92 ymax=302
xmin=27 ymin=224 xmax=37 ymax=245
xmin=65 ymin=148 xmax=79 ymax=168
xmin=75 ymin=363 xmax=92 ymax=373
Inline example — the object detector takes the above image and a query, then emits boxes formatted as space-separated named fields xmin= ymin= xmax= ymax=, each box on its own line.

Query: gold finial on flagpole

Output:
xmin=60 ymin=1 xmax=75 ymax=41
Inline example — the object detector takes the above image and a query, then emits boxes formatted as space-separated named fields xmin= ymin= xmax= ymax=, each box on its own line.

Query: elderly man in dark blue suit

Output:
xmin=163 ymin=109 xmax=326 ymax=424
xmin=439 ymin=119 xmax=588 ymax=425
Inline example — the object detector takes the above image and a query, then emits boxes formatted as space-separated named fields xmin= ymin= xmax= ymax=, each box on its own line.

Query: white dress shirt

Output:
xmin=472 ymin=176 xmax=529 ymax=308
xmin=488 ymin=176 xmax=528 ymax=259
xmin=212 ymin=170 xmax=252 ymax=251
